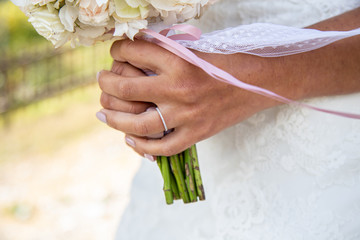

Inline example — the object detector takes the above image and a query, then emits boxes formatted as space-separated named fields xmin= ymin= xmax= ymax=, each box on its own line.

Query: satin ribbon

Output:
xmin=140 ymin=25 xmax=360 ymax=119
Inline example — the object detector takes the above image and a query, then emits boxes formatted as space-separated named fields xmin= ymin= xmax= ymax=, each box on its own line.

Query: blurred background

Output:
xmin=0 ymin=1 xmax=140 ymax=239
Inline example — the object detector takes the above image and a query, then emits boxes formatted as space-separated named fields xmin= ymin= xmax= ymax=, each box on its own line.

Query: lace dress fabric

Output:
xmin=115 ymin=1 xmax=360 ymax=239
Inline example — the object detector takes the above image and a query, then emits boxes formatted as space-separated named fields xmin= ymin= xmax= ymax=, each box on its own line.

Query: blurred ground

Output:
xmin=0 ymin=84 xmax=141 ymax=240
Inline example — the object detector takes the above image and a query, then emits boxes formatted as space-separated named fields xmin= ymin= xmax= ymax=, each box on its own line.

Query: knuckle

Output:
xmin=127 ymin=103 xmax=137 ymax=114
xmin=105 ymin=115 xmax=117 ymax=129
xmin=100 ymin=93 xmax=110 ymax=108
xmin=183 ymin=106 xmax=198 ymax=122
xmin=177 ymin=104 xmax=201 ymax=124
xmin=121 ymin=40 xmax=135 ymax=55
xmin=110 ymin=40 xmax=134 ymax=60
xmin=133 ymin=120 xmax=150 ymax=136
xmin=131 ymin=147 xmax=144 ymax=157
xmin=110 ymin=41 xmax=121 ymax=59
xmin=97 ymin=71 xmax=106 ymax=88
xmin=110 ymin=41 xmax=124 ymax=59
xmin=111 ymin=61 xmax=126 ymax=75
xmin=182 ymin=88 xmax=198 ymax=104
xmin=161 ymin=145 xmax=176 ymax=157
xmin=127 ymin=103 xmax=147 ymax=114
xmin=117 ymin=81 xmax=133 ymax=100
xmin=171 ymin=78 xmax=199 ymax=104
xmin=161 ymin=142 xmax=183 ymax=156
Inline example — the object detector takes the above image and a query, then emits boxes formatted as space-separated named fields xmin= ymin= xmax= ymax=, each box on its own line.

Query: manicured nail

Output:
xmin=96 ymin=71 xmax=101 ymax=82
xmin=96 ymin=111 xmax=107 ymax=124
xmin=125 ymin=136 xmax=136 ymax=148
xmin=144 ymin=154 xmax=155 ymax=162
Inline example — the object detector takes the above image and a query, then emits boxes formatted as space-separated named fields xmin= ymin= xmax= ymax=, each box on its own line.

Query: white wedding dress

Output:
xmin=115 ymin=1 xmax=360 ymax=239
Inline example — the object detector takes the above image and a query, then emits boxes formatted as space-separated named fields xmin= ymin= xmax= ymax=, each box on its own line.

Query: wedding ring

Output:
xmin=155 ymin=107 xmax=168 ymax=132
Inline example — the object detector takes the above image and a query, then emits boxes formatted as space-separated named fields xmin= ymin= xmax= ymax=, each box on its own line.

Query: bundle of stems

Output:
xmin=157 ymin=144 xmax=205 ymax=204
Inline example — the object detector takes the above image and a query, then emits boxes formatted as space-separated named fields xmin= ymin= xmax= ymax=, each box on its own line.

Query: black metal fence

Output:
xmin=0 ymin=42 xmax=112 ymax=114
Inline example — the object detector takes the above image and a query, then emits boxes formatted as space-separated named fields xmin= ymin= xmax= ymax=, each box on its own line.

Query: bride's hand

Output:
xmin=97 ymin=39 xmax=282 ymax=157
xmin=98 ymin=21 xmax=360 ymax=157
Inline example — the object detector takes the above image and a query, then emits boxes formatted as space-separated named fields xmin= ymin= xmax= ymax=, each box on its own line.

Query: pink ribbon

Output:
xmin=140 ymin=25 xmax=360 ymax=119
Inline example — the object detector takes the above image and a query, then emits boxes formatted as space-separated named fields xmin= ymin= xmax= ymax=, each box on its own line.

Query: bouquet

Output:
xmin=11 ymin=0 xmax=215 ymax=48
xmin=11 ymin=0 xmax=213 ymax=204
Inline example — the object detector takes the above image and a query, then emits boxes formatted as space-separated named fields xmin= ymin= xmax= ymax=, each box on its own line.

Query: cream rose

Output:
xmin=113 ymin=19 xmax=147 ymax=39
xmin=31 ymin=0 xmax=56 ymax=6
xmin=147 ymin=0 xmax=208 ymax=12
xmin=79 ymin=0 xmax=110 ymax=26
xmin=11 ymin=0 xmax=212 ymax=47
xmin=59 ymin=4 xmax=78 ymax=32
xmin=112 ymin=0 xmax=150 ymax=20
xmin=28 ymin=6 xmax=70 ymax=47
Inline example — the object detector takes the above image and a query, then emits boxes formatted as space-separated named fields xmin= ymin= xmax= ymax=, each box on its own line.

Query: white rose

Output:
xmin=176 ymin=4 xmax=201 ymax=21
xmin=69 ymin=20 xmax=112 ymax=46
xmin=125 ymin=0 xmax=149 ymax=8
xmin=114 ymin=19 xmax=147 ymax=39
xmin=11 ymin=0 xmax=36 ymax=12
xmin=79 ymin=0 xmax=110 ymax=26
xmin=59 ymin=4 xmax=78 ymax=32
xmin=147 ymin=0 xmax=207 ymax=12
xmin=72 ymin=25 xmax=106 ymax=46
xmin=28 ymin=6 xmax=70 ymax=47
xmin=31 ymin=0 xmax=56 ymax=6
xmin=11 ymin=0 xmax=27 ymax=7
xmin=112 ymin=0 xmax=149 ymax=19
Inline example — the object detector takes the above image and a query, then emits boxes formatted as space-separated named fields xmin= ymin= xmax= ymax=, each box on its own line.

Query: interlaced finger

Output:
xmin=110 ymin=39 xmax=180 ymax=74
xmin=100 ymin=107 xmax=177 ymax=137
xmin=111 ymin=60 xmax=145 ymax=76
xmin=124 ymin=128 xmax=194 ymax=157
xmin=100 ymin=92 xmax=154 ymax=113
xmin=98 ymin=70 xmax=164 ymax=102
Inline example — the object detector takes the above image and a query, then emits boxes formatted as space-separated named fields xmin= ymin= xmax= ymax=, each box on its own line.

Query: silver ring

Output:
xmin=155 ymin=107 xmax=168 ymax=132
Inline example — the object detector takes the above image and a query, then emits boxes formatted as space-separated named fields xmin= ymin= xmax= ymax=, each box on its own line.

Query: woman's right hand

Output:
xmin=96 ymin=39 xmax=282 ymax=157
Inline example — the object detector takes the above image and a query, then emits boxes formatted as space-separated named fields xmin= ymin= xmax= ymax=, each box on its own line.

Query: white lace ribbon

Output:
xmin=178 ymin=23 xmax=360 ymax=57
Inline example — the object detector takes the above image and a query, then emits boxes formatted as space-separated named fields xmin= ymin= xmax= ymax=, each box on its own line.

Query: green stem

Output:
xmin=159 ymin=156 xmax=174 ymax=205
xmin=157 ymin=156 xmax=162 ymax=171
xmin=190 ymin=145 xmax=206 ymax=201
xmin=184 ymin=149 xmax=197 ymax=202
xmin=169 ymin=155 xmax=190 ymax=203
xmin=179 ymin=152 xmax=185 ymax=176
xmin=169 ymin=167 xmax=180 ymax=200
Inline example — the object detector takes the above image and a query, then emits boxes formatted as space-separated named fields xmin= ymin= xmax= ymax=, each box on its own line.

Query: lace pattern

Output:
xmin=115 ymin=1 xmax=360 ymax=239
xmin=178 ymin=24 xmax=360 ymax=57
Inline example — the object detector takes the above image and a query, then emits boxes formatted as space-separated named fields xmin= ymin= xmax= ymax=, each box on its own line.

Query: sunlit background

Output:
xmin=0 ymin=1 xmax=140 ymax=239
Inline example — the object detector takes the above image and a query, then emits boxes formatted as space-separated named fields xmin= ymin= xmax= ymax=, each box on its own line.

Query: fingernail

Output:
xmin=125 ymin=136 xmax=136 ymax=147
xmin=144 ymin=154 xmax=155 ymax=162
xmin=96 ymin=71 xmax=101 ymax=82
xmin=96 ymin=111 xmax=107 ymax=124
